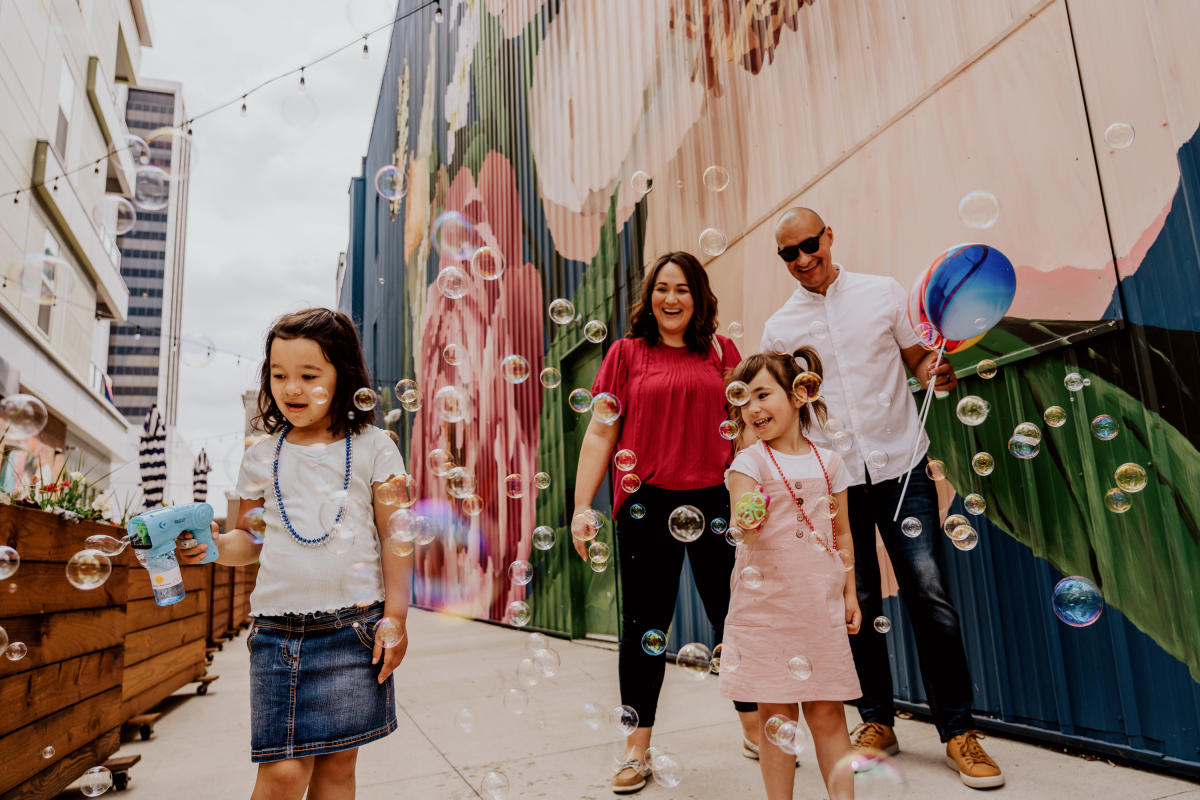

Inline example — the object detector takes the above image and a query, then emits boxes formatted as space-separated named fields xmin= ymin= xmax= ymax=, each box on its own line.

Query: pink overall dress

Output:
xmin=719 ymin=442 xmax=862 ymax=704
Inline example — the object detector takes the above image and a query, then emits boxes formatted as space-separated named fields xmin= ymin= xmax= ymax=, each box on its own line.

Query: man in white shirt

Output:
xmin=760 ymin=208 xmax=1004 ymax=789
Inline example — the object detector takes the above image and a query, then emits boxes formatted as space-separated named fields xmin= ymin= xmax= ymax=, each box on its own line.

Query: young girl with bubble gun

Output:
xmin=720 ymin=348 xmax=863 ymax=800
xmin=177 ymin=308 xmax=412 ymax=799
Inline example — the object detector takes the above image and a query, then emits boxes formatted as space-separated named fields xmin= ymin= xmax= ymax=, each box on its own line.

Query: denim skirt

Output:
xmin=247 ymin=602 xmax=397 ymax=762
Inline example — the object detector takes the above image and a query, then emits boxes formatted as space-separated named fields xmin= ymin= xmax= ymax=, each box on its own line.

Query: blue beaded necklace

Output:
xmin=273 ymin=422 xmax=353 ymax=547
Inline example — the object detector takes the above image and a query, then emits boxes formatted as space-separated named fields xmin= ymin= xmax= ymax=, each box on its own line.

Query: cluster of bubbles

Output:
xmin=629 ymin=165 xmax=731 ymax=257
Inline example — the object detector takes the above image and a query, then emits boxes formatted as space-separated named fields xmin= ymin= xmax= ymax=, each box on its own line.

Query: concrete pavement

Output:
xmin=60 ymin=609 xmax=1200 ymax=799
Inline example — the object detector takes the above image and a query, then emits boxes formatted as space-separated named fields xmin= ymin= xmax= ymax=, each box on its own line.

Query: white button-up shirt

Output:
xmin=761 ymin=267 xmax=926 ymax=487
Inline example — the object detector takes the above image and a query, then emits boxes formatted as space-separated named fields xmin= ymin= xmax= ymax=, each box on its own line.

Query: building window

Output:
xmin=55 ymin=60 xmax=74 ymax=157
xmin=37 ymin=232 xmax=62 ymax=334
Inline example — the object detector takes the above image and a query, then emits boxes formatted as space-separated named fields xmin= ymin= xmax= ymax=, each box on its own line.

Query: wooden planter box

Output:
xmin=116 ymin=549 xmax=212 ymax=723
xmin=0 ymin=505 xmax=128 ymax=800
xmin=209 ymin=564 xmax=234 ymax=643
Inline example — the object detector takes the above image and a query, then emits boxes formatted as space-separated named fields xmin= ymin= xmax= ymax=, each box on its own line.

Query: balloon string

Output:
xmin=893 ymin=343 xmax=946 ymax=522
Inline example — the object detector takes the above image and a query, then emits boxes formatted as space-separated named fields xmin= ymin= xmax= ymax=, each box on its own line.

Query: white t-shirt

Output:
xmin=760 ymin=268 xmax=926 ymax=486
xmin=726 ymin=441 xmax=851 ymax=494
xmin=235 ymin=425 xmax=406 ymax=616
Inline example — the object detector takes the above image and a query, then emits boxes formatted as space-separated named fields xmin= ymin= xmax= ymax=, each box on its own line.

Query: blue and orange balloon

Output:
xmin=908 ymin=243 xmax=1016 ymax=350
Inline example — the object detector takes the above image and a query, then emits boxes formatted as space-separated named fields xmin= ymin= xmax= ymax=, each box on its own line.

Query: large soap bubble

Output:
xmin=1 ymin=394 xmax=49 ymax=440
xmin=1052 ymin=576 xmax=1103 ymax=627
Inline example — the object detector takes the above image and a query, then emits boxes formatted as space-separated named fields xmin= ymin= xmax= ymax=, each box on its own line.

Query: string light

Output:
xmin=362 ymin=36 xmax=369 ymax=58
xmin=298 ymin=66 xmax=306 ymax=90
xmin=240 ymin=95 xmax=247 ymax=116
xmin=435 ymin=2 xmax=444 ymax=23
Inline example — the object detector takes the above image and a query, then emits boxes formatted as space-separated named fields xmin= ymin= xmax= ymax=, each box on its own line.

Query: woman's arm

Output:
xmin=177 ymin=497 xmax=264 ymax=567
xmin=570 ymin=415 xmax=621 ymax=560
xmin=833 ymin=488 xmax=861 ymax=634
xmin=373 ymin=478 xmax=412 ymax=682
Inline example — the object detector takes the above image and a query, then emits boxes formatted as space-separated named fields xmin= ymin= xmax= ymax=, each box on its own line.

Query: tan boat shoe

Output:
xmin=946 ymin=730 xmax=1005 ymax=788
xmin=850 ymin=722 xmax=900 ymax=755
xmin=611 ymin=758 xmax=651 ymax=794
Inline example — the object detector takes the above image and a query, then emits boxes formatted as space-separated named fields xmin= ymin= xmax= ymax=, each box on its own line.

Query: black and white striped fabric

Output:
xmin=193 ymin=448 xmax=211 ymax=502
xmin=138 ymin=405 xmax=167 ymax=510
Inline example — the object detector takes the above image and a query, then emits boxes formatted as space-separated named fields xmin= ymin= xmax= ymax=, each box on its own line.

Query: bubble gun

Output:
xmin=126 ymin=502 xmax=217 ymax=606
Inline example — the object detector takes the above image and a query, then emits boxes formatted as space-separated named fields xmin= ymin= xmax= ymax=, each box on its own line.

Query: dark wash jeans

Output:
xmin=847 ymin=457 xmax=976 ymax=742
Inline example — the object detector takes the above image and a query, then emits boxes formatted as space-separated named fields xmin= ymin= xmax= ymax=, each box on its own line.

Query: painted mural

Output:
xmin=345 ymin=0 xmax=1200 ymax=768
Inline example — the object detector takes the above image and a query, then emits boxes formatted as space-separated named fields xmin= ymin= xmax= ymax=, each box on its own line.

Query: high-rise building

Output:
xmin=0 ymin=1 xmax=152 ymax=489
xmin=107 ymin=79 xmax=191 ymax=427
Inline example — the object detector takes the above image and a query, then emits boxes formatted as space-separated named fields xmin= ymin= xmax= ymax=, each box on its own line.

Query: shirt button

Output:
xmin=794 ymin=480 xmax=803 ymax=489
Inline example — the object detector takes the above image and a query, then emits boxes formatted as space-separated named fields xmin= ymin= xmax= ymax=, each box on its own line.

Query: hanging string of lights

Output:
xmin=1 ymin=0 xmax=442 ymax=205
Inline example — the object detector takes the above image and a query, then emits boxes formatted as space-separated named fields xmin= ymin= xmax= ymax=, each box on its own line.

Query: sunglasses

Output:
xmin=777 ymin=227 xmax=825 ymax=262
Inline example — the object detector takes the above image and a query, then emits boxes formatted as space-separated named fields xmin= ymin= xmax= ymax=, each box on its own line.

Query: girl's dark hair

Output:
xmin=725 ymin=346 xmax=828 ymax=433
xmin=627 ymin=251 xmax=719 ymax=354
xmin=256 ymin=308 xmax=375 ymax=437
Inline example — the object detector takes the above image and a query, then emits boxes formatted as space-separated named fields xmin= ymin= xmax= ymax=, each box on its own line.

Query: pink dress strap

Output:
xmin=744 ymin=442 xmax=774 ymax=482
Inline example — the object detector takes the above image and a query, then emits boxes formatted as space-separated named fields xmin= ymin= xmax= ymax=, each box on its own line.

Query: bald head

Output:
xmin=775 ymin=207 xmax=825 ymax=241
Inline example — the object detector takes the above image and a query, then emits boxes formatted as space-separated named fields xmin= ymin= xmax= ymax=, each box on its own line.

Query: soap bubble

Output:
xmin=1 ymin=394 xmax=49 ymax=440
xmin=95 ymin=194 xmax=137 ymax=237
xmin=952 ymin=528 xmax=979 ymax=551
xmin=976 ymin=359 xmax=998 ymax=379
xmin=641 ymin=629 xmax=667 ymax=655
xmin=702 ymin=165 xmax=730 ymax=192
xmin=505 ymin=600 xmax=532 ymax=627
xmin=352 ymin=387 xmax=378 ymax=411
xmin=583 ymin=320 xmax=607 ymax=343
xmin=831 ymin=431 xmax=854 ymax=454
xmin=612 ymin=704 xmax=639 ymax=735
xmin=710 ymin=517 xmax=728 ymax=534
xmin=66 ymin=550 xmax=112 ymax=590
xmin=699 ymin=227 xmax=728 ymax=256
xmin=718 ymin=420 xmax=739 ymax=440
xmin=714 ymin=641 xmax=739 ymax=673
xmin=727 ymin=321 xmax=745 ymax=338
xmin=80 ymin=765 xmax=113 ymax=796
xmin=436 ymin=265 xmax=469 ymax=299
xmin=867 ymin=450 xmax=889 ymax=470
xmin=876 ymin=391 xmax=893 ymax=409
xmin=516 ymin=657 xmax=540 ymax=688
xmin=676 ymin=642 xmax=712 ymax=678
xmin=592 ymin=393 xmax=623 ymax=424
xmin=454 ymin=707 xmax=476 ymax=733
xmin=427 ymin=448 xmax=454 ymax=477
xmin=873 ymin=616 xmax=892 ymax=634
xmin=388 ymin=473 xmax=417 ymax=508
xmin=955 ymin=395 xmax=989 ymax=426
xmin=958 ymin=190 xmax=999 ymax=229
xmin=508 ymin=560 xmax=532 ymax=586
xmin=534 ymin=647 xmax=561 ymax=678
xmin=829 ymin=748 xmax=907 ymax=800
xmin=0 ymin=546 xmax=20 ymax=579
xmin=964 ymin=493 xmax=987 ymax=515
xmin=432 ymin=210 xmax=479 ymax=260
xmin=126 ymin=133 xmax=150 ymax=165
xmin=470 ymin=245 xmax=505 ymax=280
xmin=85 ymin=534 xmax=128 ymax=556
xmin=765 ymin=715 xmax=798 ymax=752
xmin=739 ymin=565 xmax=764 ymax=589
xmin=568 ymin=388 xmax=593 ymax=412
xmin=1104 ymin=122 xmax=1135 ymax=149
xmin=532 ymin=526 xmax=555 ymax=550
xmin=725 ymin=527 xmax=744 ymax=546
xmin=770 ymin=338 xmax=788 ymax=355
xmin=1008 ymin=434 xmax=1040 ymax=460
xmin=539 ymin=367 xmax=562 ymax=388
xmin=500 ymin=354 xmax=530 ymax=384
xmin=133 ymin=165 xmax=170 ymax=210
xmin=787 ymin=655 xmax=813 ymax=680
xmin=571 ymin=509 xmax=603 ymax=541
xmin=630 ymin=504 xmax=646 ymax=520
xmin=41 ymin=745 xmax=55 ymax=759
xmin=619 ymin=473 xmax=642 ymax=493
xmin=1052 ymin=576 xmax=1104 ymax=626
xmin=1013 ymin=421 xmax=1042 ymax=443
xmin=668 ymin=505 xmax=705 ymax=542
xmin=442 ymin=343 xmax=463 ymax=365
xmin=726 ymin=381 xmax=750 ymax=406
xmin=311 ymin=386 xmax=330 ymax=405
xmin=434 ymin=385 xmax=469 ymax=422
xmin=630 ymin=171 xmax=652 ymax=195
xmin=810 ymin=320 xmax=829 ymax=339
xmin=533 ymin=471 xmax=551 ymax=490
xmin=548 ymin=298 xmax=576 ymax=325
xmin=503 ymin=687 xmax=529 ymax=714
xmin=907 ymin=377 xmax=921 ymax=392
xmin=1091 ymin=414 xmax=1119 ymax=441
xmin=900 ymin=517 xmax=922 ymax=538
xmin=504 ymin=474 xmax=525 ymax=498
xmin=971 ymin=451 xmax=995 ymax=476
xmin=179 ymin=334 xmax=216 ymax=368
xmin=1114 ymin=463 xmax=1148 ymax=493
xmin=925 ymin=460 xmax=946 ymax=480
xmin=1043 ymin=405 xmax=1067 ymax=427
xmin=580 ymin=702 xmax=604 ymax=730
xmin=614 ymin=449 xmax=637 ymax=471
xmin=6 ymin=642 xmax=28 ymax=661
xmin=1064 ymin=372 xmax=1086 ymax=392
xmin=374 ymin=164 xmax=406 ymax=200
xmin=374 ymin=617 xmax=405 ymax=648
xmin=1104 ymin=487 xmax=1132 ymax=513
xmin=588 ymin=540 xmax=611 ymax=567
xmin=948 ymin=524 xmax=975 ymax=544
xmin=793 ymin=371 xmax=822 ymax=402
xmin=814 ymin=494 xmax=839 ymax=520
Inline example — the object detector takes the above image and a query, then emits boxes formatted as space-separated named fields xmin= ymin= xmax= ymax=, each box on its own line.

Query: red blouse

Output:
xmin=591 ymin=334 xmax=742 ymax=514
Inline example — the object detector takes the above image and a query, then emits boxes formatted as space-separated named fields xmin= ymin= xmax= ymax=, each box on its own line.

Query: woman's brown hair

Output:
xmin=725 ymin=346 xmax=828 ymax=433
xmin=627 ymin=251 xmax=719 ymax=355
xmin=255 ymin=308 xmax=375 ymax=437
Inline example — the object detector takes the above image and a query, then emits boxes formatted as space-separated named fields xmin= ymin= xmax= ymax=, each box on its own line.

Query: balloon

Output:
xmin=907 ymin=254 xmax=980 ymax=353
xmin=923 ymin=244 xmax=1016 ymax=341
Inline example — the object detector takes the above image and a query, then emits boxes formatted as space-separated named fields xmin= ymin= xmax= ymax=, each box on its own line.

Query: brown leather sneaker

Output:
xmin=611 ymin=758 xmax=651 ymax=794
xmin=850 ymin=722 xmax=900 ymax=755
xmin=946 ymin=731 xmax=1005 ymax=788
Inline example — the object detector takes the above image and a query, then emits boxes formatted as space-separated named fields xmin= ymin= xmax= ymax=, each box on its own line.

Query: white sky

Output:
xmin=138 ymin=0 xmax=396 ymax=502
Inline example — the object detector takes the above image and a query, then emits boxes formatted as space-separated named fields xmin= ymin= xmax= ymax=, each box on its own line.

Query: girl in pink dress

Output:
xmin=721 ymin=348 xmax=862 ymax=800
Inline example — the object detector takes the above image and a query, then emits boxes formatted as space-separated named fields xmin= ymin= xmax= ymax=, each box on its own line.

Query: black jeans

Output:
xmin=615 ymin=483 xmax=756 ymax=727
xmin=847 ymin=458 xmax=976 ymax=741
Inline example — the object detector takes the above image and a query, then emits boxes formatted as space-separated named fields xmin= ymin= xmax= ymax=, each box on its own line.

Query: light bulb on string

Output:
xmin=362 ymin=36 xmax=369 ymax=58
xmin=435 ymin=2 xmax=443 ymax=23
xmin=299 ymin=67 xmax=306 ymax=91
xmin=241 ymin=96 xmax=247 ymax=116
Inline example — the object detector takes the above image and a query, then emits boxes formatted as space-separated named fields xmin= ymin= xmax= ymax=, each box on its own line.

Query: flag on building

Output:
xmin=138 ymin=405 xmax=167 ymax=510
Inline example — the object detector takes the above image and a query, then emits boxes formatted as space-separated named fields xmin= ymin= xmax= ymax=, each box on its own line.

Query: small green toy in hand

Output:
xmin=734 ymin=485 xmax=771 ymax=530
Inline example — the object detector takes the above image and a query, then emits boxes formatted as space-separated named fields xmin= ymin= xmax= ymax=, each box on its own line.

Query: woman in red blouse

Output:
xmin=571 ymin=251 xmax=759 ymax=794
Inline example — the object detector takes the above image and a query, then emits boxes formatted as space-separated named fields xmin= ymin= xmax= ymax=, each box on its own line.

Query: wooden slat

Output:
xmin=0 ymin=607 xmax=125 ymax=678
xmin=0 ymin=686 xmax=122 ymax=795
xmin=0 ymin=727 xmax=119 ymax=800
xmin=0 ymin=506 xmax=126 ymax=564
xmin=123 ymin=614 xmax=207 ymax=665
xmin=0 ymin=647 xmax=122 ymax=738
xmin=0 ymin=562 xmax=128 ymax=617
xmin=121 ymin=638 xmax=206 ymax=701
xmin=126 ymin=562 xmax=211 ymax=601
xmin=125 ymin=589 xmax=207 ymax=632
xmin=119 ymin=663 xmax=206 ymax=722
